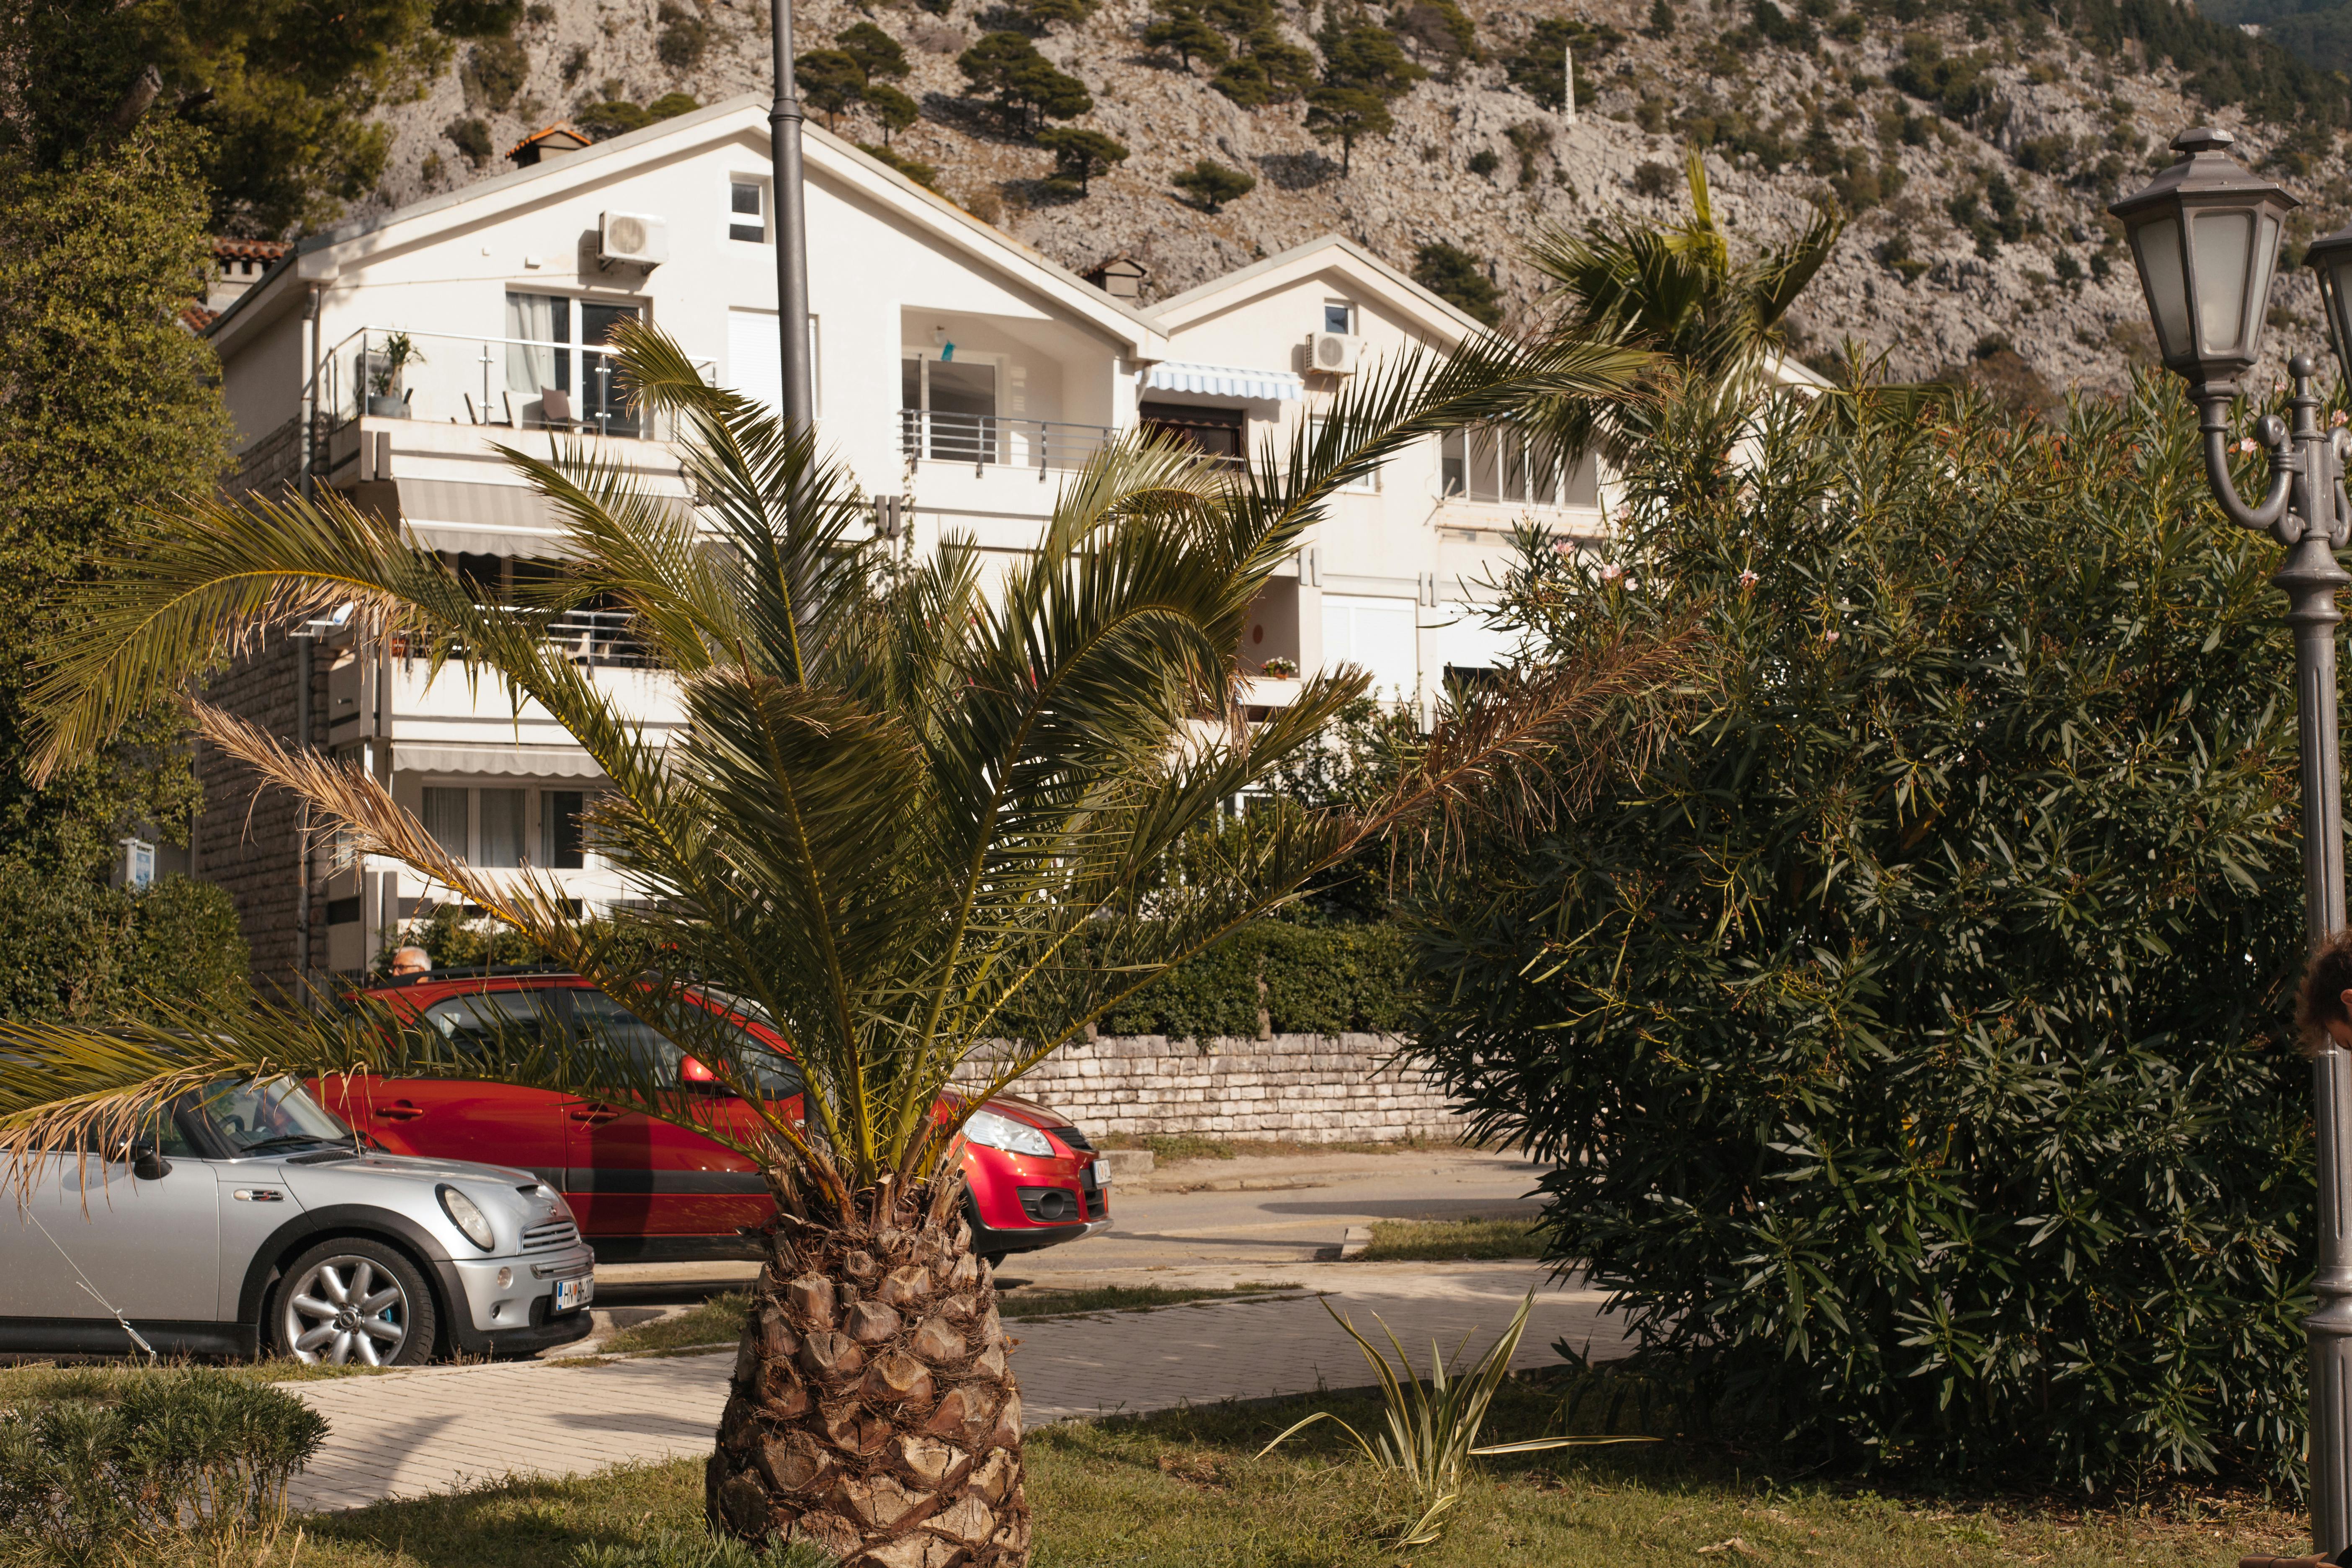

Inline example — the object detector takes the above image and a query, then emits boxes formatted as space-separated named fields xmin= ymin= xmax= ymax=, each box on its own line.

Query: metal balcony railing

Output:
xmin=389 ymin=608 xmax=653 ymax=670
xmin=322 ymin=326 xmax=715 ymax=442
xmin=899 ymin=409 xmax=1116 ymax=473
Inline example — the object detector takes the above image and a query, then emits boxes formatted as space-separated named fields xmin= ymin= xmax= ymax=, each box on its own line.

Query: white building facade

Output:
xmin=199 ymin=98 xmax=1611 ymax=985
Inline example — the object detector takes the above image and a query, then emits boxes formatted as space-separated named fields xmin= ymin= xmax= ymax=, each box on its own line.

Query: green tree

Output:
xmin=1318 ymin=18 xmax=1428 ymax=97
xmin=1145 ymin=4 xmax=1233 ymax=70
xmin=1527 ymin=147 xmax=1840 ymax=448
xmin=1412 ymin=377 xmax=2318 ymax=1489
xmin=795 ymin=49 xmax=866 ymax=129
xmin=1412 ymin=241 xmax=1503 ymax=327
xmin=1503 ymin=17 xmax=1625 ymax=111
xmin=1172 ymin=156 xmax=1256 ymax=211
xmin=863 ymin=82 xmax=921 ymax=145
xmin=1036 ymin=126 xmax=1129 ymax=195
xmin=1009 ymin=0 xmax=1098 ymax=28
xmin=0 ymin=128 xmax=245 ymax=1016
xmin=835 ymin=21 xmax=910 ymax=81
xmin=1392 ymin=1 xmax=1478 ymax=71
xmin=1304 ymin=84 xmax=1392 ymax=174
xmin=0 ymin=323 xmax=1657 ymax=1556
xmin=2 ymin=0 xmax=505 ymax=235
xmin=958 ymin=31 xmax=1093 ymax=134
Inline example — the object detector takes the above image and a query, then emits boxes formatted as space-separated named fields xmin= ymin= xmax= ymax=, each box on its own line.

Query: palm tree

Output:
xmin=0 ymin=323 xmax=1680 ymax=1564
xmin=1526 ymin=147 xmax=1843 ymax=453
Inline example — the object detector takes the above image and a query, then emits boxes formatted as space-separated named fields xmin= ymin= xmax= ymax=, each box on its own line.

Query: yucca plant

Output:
xmin=1258 ymin=1290 xmax=1650 ymax=1546
xmin=0 ymin=321 xmax=1681 ymax=1565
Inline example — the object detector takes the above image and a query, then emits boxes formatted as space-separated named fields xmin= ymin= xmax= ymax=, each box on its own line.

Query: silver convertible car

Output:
xmin=0 ymin=1078 xmax=596 ymax=1364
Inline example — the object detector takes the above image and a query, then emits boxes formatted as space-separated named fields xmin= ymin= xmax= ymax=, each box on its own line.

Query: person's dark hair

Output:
xmin=2300 ymin=928 xmax=2352 ymax=1050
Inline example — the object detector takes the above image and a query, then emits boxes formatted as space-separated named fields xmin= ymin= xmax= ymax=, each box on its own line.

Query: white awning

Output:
xmin=395 ymin=479 xmax=567 ymax=557
xmin=395 ymin=743 xmax=605 ymax=779
xmin=1142 ymin=360 xmax=1303 ymax=401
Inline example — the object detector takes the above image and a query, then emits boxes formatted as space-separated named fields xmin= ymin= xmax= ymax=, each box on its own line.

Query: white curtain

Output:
xmin=505 ymin=293 xmax=557 ymax=396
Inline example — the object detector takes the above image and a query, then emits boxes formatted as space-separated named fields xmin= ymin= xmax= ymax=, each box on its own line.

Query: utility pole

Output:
xmin=770 ymin=0 xmax=816 ymax=436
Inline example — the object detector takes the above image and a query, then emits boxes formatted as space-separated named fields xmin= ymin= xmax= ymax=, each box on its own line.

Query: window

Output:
xmin=505 ymin=293 xmax=641 ymax=435
xmin=901 ymin=353 xmax=999 ymax=463
xmin=479 ymin=788 xmax=526 ymax=868
xmin=1306 ymin=417 xmax=1379 ymax=492
xmin=422 ymin=787 xmax=469 ymax=860
xmin=1323 ymin=302 xmax=1354 ymax=334
xmin=1441 ymin=424 xmax=1562 ymax=504
xmin=1141 ymin=401 xmax=1245 ymax=462
xmin=729 ymin=179 xmax=766 ymax=243
xmin=1322 ymin=595 xmax=1418 ymax=703
xmin=418 ymin=991 xmax=565 ymax=1063
xmin=544 ymin=790 xmax=586 ymax=869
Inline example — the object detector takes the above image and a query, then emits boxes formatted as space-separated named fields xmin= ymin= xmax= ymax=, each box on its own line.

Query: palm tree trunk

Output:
xmin=707 ymin=1190 xmax=1030 ymax=1566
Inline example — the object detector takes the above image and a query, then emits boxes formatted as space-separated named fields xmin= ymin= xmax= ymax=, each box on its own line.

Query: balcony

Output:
xmin=899 ymin=409 xmax=1115 ymax=475
xmin=322 ymin=326 xmax=715 ymax=443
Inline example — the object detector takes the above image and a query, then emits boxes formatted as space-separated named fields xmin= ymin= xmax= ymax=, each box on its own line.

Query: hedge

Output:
xmin=1094 ymin=920 xmax=1416 ymax=1039
xmin=0 ymin=873 xmax=248 ymax=1023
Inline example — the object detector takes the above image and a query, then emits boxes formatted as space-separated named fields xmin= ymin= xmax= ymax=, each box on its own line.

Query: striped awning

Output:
xmin=1142 ymin=360 xmax=1303 ymax=401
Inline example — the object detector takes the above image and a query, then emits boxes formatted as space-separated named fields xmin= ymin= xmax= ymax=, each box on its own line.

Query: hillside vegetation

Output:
xmin=353 ymin=0 xmax=2352 ymax=395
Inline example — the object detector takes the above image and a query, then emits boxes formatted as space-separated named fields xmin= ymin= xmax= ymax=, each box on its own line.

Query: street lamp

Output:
xmin=2115 ymin=126 xmax=2352 ymax=1558
xmin=768 ymin=0 xmax=815 ymax=437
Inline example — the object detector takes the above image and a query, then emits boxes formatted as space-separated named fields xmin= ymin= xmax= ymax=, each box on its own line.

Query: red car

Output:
xmin=312 ymin=969 xmax=1109 ymax=1265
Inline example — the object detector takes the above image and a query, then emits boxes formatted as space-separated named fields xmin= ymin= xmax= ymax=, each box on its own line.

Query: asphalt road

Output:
xmin=588 ymin=1148 xmax=1552 ymax=1324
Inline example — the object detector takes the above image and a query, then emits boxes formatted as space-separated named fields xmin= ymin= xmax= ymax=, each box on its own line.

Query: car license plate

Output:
xmin=553 ymin=1276 xmax=592 ymax=1314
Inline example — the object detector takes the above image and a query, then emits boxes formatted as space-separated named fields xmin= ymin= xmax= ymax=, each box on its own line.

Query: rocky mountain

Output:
xmin=352 ymin=0 xmax=2352 ymax=400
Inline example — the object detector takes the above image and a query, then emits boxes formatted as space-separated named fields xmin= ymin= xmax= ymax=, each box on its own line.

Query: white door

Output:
xmin=1322 ymin=595 xmax=1420 ymax=703
xmin=0 ymin=1151 xmax=222 ymax=1323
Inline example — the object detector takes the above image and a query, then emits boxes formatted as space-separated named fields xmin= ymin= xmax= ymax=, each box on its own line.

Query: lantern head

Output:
xmin=2110 ymin=127 xmax=2299 ymax=395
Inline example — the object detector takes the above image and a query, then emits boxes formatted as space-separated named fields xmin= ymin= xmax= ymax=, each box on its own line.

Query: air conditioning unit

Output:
xmin=1308 ymin=330 xmax=1362 ymax=374
xmin=598 ymin=211 xmax=669 ymax=269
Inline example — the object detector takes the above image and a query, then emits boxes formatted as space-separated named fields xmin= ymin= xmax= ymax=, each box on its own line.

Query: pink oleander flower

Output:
xmin=1823 ymin=629 xmax=1841 ymax=645
xmin=1599 ymin=562 xmax=1625 ymax=581
xmin=2335 ymin=410 xmax=2348 ymax=428
xmin=1738 ymin=569 xmax=1760 ymax=589
xmin=2238 ymin=437 xmax=2259 ymax=454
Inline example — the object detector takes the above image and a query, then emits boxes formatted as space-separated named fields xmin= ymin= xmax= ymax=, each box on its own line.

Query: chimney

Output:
xmin=509 ymin=124 xmax=594 ymax=168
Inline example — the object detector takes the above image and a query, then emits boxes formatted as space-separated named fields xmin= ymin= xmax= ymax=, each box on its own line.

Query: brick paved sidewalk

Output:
xmin=284 ymin=1264 xmax=1626 ymax=1514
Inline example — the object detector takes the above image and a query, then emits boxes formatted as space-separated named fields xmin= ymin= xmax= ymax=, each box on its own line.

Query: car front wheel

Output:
xmin=271 ymin=1237 xmax=438 ymax=1367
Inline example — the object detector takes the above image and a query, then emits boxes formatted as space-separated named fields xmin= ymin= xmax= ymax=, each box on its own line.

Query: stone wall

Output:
xmin=199 ymin=418 xmax=320 ymax=995
xmin=1012 ymin=1032 xmax=1467 ymax=1143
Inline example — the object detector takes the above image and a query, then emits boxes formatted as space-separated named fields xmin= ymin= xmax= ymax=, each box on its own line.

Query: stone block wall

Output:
xmin=199 ymin=418 xmax=320 ymax=995
xmin=1012 ymin=1032 xmax=1468 ymax=1142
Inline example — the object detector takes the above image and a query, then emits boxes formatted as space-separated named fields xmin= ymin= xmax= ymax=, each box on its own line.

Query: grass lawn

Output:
xmin=256 ymin=1378 xmax=2307 ymax=1568
xmin=1355 ymin=1216 xmax=1543 ymax=1261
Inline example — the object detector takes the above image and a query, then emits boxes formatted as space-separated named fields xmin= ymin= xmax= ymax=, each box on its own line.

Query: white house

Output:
xmin=197 ymin=96 xmax=1609 ymax=985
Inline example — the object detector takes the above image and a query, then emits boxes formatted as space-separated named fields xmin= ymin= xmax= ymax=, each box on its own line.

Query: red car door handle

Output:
xmin=570 ymin=1105 xmax=622 ymax=1125
xmin=374 ymin=1104 xmax=426 ymax=1122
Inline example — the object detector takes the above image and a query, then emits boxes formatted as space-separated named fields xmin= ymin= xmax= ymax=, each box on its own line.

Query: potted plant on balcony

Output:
xmin=366 ymin=332 xmax=424 ymax=418
xmin=1260 ymin=656 xmax=1299 ymax=678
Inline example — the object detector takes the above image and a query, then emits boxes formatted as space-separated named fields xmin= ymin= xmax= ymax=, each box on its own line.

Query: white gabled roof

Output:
xmin=1147 ymin=234 xmax=1496 ymax=346
xmin=208 ymin=96 xmax=1167 ymax=358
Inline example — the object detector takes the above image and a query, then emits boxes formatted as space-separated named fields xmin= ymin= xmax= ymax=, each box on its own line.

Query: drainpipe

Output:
xmin=294 ymin=284 xmax=322 ymax=997
xmin=769 ymin=0 xmax=815 ymax=437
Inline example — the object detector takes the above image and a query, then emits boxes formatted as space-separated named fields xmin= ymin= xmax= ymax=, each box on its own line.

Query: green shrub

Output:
xmin=656 ymin=3 xmax=708 ymax=71
xmin=462 ymin=36 xmax=529 ymax=112
xmin=446 ymin=116 xmax=495 ymax=166
xmin=1413 ymin=378 xmax=2315 ymax=1488
xmin=0 ymin=1370 xmax=327 ymax=1563
xmin=1093 ymin=921 xmax=1416 ymax=1040
xmin=0 ymin=874 xmax=246 ymax=1024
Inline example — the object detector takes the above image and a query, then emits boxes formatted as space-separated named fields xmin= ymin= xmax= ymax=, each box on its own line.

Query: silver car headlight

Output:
xmin=963 ymin=1108 xmax=1054 ymax=1157
xmin=437 ymin=1185 xmax=497 ymax=1251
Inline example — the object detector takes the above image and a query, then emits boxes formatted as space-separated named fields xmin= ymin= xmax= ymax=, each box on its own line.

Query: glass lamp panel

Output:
xmin=2192 ymin=209 xmax=2256 ymax=356
xmin=2239 ymin=212 xmax=2281 ymax=363
xmin=2330 ymin=260 xmax=2352 ymax=370
xmin=2132 ymin=217 xmax=2191 ymax=360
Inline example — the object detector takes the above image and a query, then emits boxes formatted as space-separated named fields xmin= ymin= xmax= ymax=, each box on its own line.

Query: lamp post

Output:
xmin=2115 ymin=127 xmax=2352 ymax=1555
xmin=769 ymin=0 xmax=815 ymax=437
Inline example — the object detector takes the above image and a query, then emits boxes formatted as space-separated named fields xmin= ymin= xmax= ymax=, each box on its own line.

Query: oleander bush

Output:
xmin=0 ymin=1369 xmax=328 ymax=1564
xmin=1413 ymin=374 xmax=2317 ymax=1489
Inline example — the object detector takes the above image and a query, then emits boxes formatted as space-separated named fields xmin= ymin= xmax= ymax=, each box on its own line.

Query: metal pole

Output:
xmin=2272 ymin=356 xmax=2352 ymax=1553
xmin=769 ymin=0 xmax=815 ymax=437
